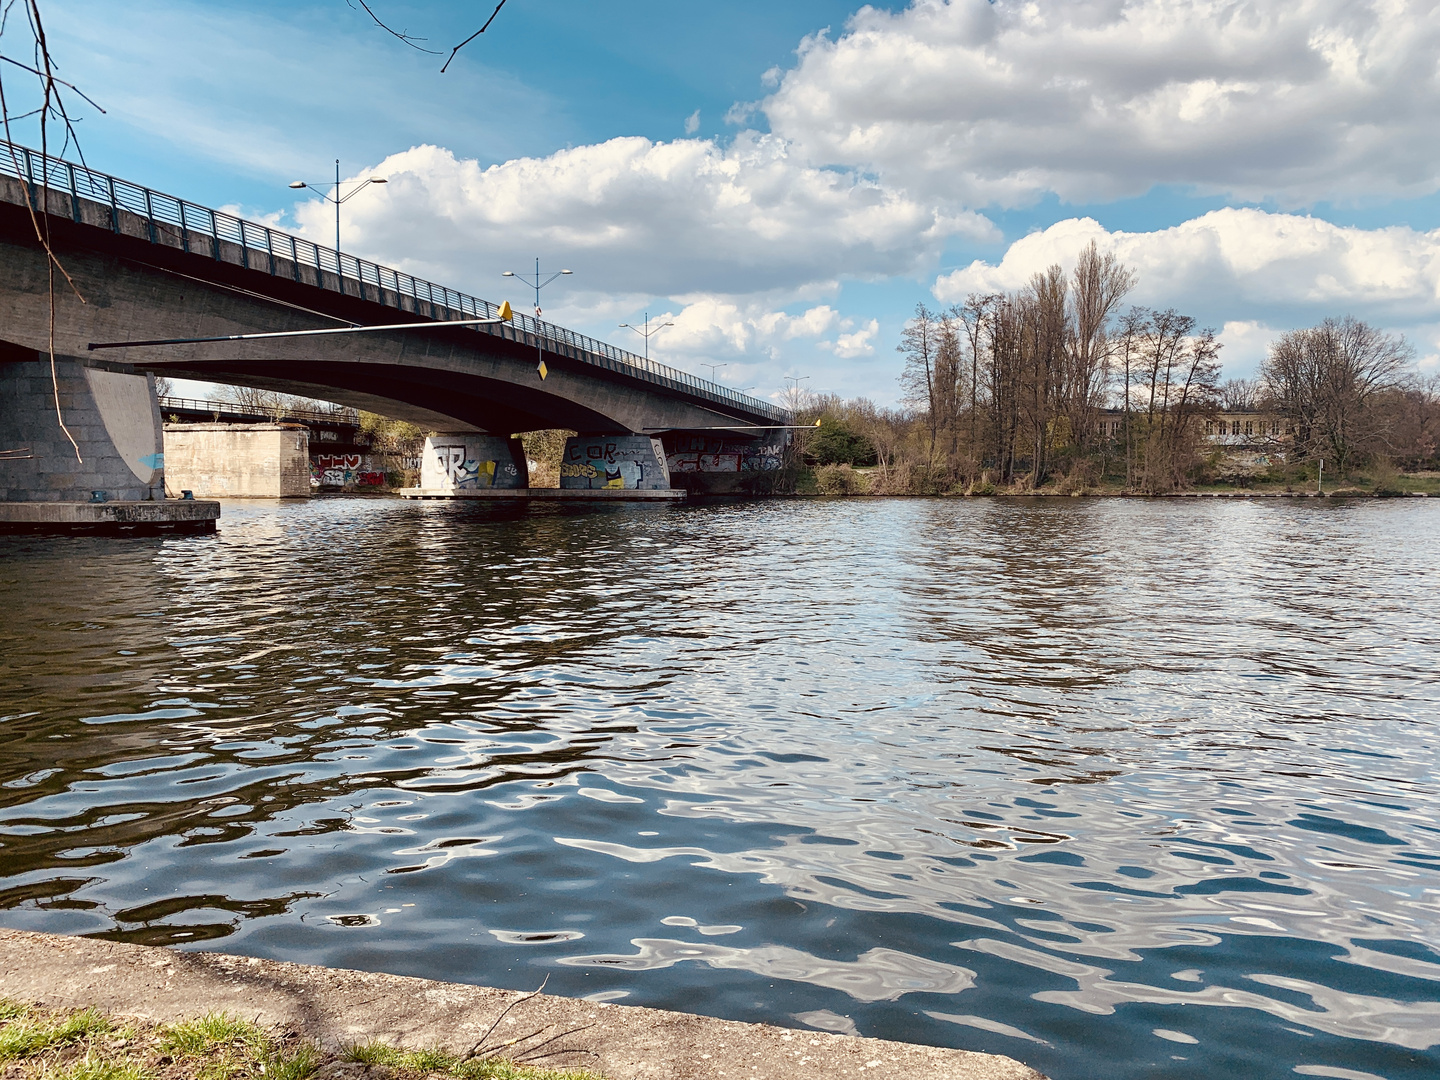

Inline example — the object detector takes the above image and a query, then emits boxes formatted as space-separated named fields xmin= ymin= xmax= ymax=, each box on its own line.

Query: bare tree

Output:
xmin=1019 ymin=265 xmax=1067 ymax=487
xmin=1378 ymin=374 xmax=1439 ymax=469
xmin=954 ymin=293 xmax=997 ymax=478
xmin=932 ymin=311 xmax=966 ymax=473
xmin=1262 ymin=316 xmax=1412 ymax=475
xmin=985 ymin=295 xmax=1025 ymax=482
xmin=898 ymin=303 xmax=941 ymax=463
xmin=1066 ymin=241 xmax=1135 ymax=451
xmin=1218 ymin=378 xmax=1260 ymax=412
xmin=1116 ymin=308 xmax=1220 ymax=491
xmin=1114 ymin=307 xmax=1146 ymax=488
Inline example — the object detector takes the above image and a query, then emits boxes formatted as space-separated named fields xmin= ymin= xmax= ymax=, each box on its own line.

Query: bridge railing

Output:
xmin=0 ymin=139 xmax=790 ymax=425
xmin=157 ymin=395 xmax=361 ymax=426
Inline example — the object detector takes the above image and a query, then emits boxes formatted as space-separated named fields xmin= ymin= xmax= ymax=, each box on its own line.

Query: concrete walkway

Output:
xmin=0 ymin=930 xmax=1047 ymax=1080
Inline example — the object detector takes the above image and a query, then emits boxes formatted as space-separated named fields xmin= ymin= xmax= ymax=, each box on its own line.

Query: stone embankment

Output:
xmin=0 ymin=930 xmax=1047 ymax=1080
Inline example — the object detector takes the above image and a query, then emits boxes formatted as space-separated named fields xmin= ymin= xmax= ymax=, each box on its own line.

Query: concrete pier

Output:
xmin=400 ymin=486 xmax=686 ymax=500
xmin=0 ymin=930 xmax=1047 ymax=1080
xmin=163 ymin=422 xmax=311 ymax=498
xmin=562 ymin=434 xmax=672 ymax=490
xmin=418 ymin=434 xmax=529 ymax=492
xmin=1 ymin=342 xmax=219 ymax=533
xmin=0 ymin=498 xmax=217 ymax=533
xmin=0 ymin=347 xmax=166 ymax=502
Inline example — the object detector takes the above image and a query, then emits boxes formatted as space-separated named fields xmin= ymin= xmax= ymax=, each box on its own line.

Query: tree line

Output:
xmin=800 ymin=243 xmax=1438 ymax=494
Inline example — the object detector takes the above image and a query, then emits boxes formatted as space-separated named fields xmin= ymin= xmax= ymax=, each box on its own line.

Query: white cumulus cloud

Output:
xmin=761 ymin=0 xmax=1440 ymax=205
xmin=934 ymin=209 xmax=1440 ymax=324
xmin=934 ymin=208 xmax=1440 ymax=375
xmin=820 ymin=319 xmax=881 ymax=359
xmin=634 ymin=300 xmax=842 ymax=360
xmin=307 ymin=136 xmax=994 ymax=299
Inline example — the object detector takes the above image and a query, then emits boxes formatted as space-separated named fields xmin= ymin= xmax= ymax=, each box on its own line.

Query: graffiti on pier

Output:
xmin=561 ymin=436 xmax=670 ymax=490
xmin=310 ymin=453 xmax=392 ymax=487
xmin=418 ymin=436 xmax=526 ymax=491
xmin=432 ymin=443 xmax=499 ymax=489
xmin=310 ymin=453 xmax=387 ymax=487
xmin=665 ymin=436 xmax=784 ymax=475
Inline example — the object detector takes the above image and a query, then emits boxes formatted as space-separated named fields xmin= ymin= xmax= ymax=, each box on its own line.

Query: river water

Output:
xmin=1 ymin=497 xmax=1437 ymax=1080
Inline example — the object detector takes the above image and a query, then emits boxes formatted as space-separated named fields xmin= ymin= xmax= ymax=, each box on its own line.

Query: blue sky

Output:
xmin=9 ymin=1 xmax=1440 ymax=405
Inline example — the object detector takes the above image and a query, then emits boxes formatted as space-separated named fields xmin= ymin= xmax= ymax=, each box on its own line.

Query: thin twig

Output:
xmin=0 ymin=54 xmax=81 ymax=296
xmin=516 ymin=1045 xmax=601 ymax=1063
xmin=440 ymin=0 xmax=508 ymax=73
xmin=511 ymin=1023 xmax=597 ymax=1063
xmin=485 ymin=1023 xmax=551 ymax=1053
xmin=347 ymin=0 xmax=440 ymax=54
xmin=0 ymin=54 xmax=104 ymax=111
xmin=462 ymin=975 xmax=548 ymax=1062
xmin=2 ymin=0 xmax=87 ymax=461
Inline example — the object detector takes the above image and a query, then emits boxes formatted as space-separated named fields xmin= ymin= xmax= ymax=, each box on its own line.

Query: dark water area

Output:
xmin=1 ymin=497 xmax=1437 ymax=1080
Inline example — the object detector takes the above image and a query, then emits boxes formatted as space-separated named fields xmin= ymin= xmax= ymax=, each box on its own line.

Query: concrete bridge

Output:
xmin=0 ymin=140 xmax=790 ymax=521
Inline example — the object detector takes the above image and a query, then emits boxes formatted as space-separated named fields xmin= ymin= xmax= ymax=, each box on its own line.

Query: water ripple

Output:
xmin=1 ymin=497 xmax=1437 ymax=1080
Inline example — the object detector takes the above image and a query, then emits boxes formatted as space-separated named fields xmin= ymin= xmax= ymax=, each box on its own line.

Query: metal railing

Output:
xmin=0 ymin=138 xmax=789 ymax=424
xmin=158 ymin=395 xmax=361 ymax=426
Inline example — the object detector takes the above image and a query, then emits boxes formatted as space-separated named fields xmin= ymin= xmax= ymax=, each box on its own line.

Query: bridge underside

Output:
xmin=145 ymin=358 xmax=615 ymax=435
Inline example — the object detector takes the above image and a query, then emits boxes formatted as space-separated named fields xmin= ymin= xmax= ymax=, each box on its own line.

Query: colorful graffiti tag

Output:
xmin=431 ymin=443 xmax=499 ymax=489
xmin=308 ymin=453 xmax=414 ymax=488
xmin=664 ymin=437 xmax=784 ymax=475
xmin=418 ymin=436 xmax=526 ymax=491
xmin=310 ymin=453 xmax=387 ymax=487
xmin=560 ymin=436 xmax=670 ymax=490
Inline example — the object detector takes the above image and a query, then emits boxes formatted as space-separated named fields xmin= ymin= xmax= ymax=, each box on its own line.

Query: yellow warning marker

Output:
xmin=537 ymin=359 xmax=548 ymax=380
xmin=497 ymin=300 xmax=514 ymax=321
xmin=814 ymin=418 xmax=822 ymax=426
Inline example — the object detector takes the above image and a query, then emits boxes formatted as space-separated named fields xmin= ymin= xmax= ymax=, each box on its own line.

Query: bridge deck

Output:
xmin=0 ymin=139 xmax=787 ymax=428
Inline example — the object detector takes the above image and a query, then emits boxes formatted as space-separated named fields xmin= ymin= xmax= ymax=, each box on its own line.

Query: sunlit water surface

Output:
xmin=1 ymin=497 xmax=1437 ymax=1080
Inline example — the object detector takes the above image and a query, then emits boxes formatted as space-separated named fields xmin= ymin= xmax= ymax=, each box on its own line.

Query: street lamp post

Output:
xmin=783 ymin=375 xmax=811 ymax=414
xmin=618 ymin=312 xmax=675 ymax=362
xmin=503 ymin=258 xmax=573 ymax=321
xmin=700 ymin=362 xmax=727 ymax=382
xmin=503 ymin=259 xmax=573 ymax=379
xmin=288 ymin=159 xmax=387 ymax=253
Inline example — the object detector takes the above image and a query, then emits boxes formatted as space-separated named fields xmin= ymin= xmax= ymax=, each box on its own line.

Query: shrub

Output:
xmin=808 ymin=419 xmax=878 ymax=466
xmin=1368 ymin=456 xmax=1405 ymax=496
xmin=814 ymin=463 xmax=869 ymax=495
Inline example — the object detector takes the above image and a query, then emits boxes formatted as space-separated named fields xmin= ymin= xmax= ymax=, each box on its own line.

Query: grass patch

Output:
xmin=0 ymin=1006 xmax=112 ymax=1061
xmin=0 ymin=998 xmax=29 ymax=1023
xmin=343 ymin=1039 xmax=604 ymax=1080
xmin=0 ymin=1004 xmax=603 ymax=1080
xmin=40 ymin=1051 xmax=154 ymax=1080
xmin=156 ymin=1012 xmax=269 ymax=1056
xmin=258 ymin=1041 xmax=323 ymax=1080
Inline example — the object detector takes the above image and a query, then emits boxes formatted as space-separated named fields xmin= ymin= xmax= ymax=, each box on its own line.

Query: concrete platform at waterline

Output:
xmin=400 ymin=487 xmax=687 ymax=501
xmin=0 ymin=498 xmax=219 ymax=534
xmin=0 ymin=930 xmax=1046 ymax=1080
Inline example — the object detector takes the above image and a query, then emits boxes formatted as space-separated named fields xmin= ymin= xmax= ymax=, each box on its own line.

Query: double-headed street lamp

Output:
xmin=619 ymin=312 xmax=674 ymax=362
xmin=288 ymin=160 xmax=387 ymax=253
xmin=503 ymin=259 xmax=573 ymax=379
xmin=503 ymin=259 xmax=573 ymax=320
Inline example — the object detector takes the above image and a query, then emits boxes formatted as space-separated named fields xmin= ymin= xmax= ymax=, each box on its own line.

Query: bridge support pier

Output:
xmin=560 ymin=435 xmax=672 ymax=490
xmin=0 ymin=342 xmax=218 ymax=532
xmin=418 ymin=434 xmax=529 ymax=493
xmin=659 ymin=431 xmax=790 ymax=495
xmin=163 ymin=423 xmax=312 ymax=498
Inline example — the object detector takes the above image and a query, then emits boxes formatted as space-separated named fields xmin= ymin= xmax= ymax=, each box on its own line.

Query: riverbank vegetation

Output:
xmin=794 ymin=243 xmax=1439 ymax=496
xmin=0 ymin=1001 xmax=602 ymax=1080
